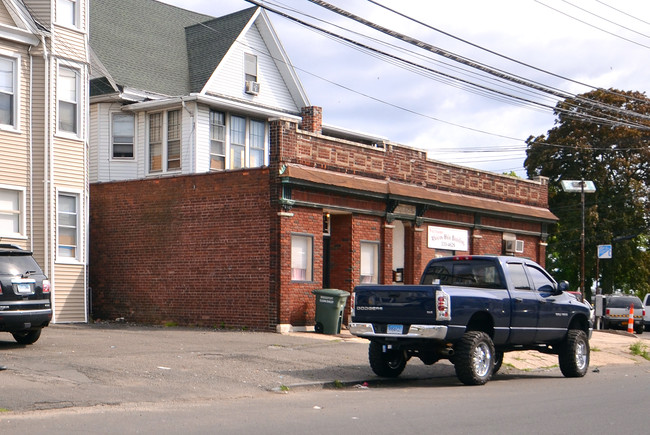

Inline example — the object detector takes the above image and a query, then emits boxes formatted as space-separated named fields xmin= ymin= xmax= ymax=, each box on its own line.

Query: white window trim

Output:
xmin=0 ymin=184 xmax=26 ymax=239
xmin=56 ymin=63 xmax=82 ymax=139
xmin=0 ymin=51 xmax=21 ymax=133
xmin=210 ymin=111 xmax=268 ymax=171
xmin=55 ymin=188 xmax=84 ymax=264
xmin=111 ymin=112 xmax=135 ymax=160
xmin=146 ymin=108 xmax=182 ymax=175
xmin=56 ymin=0 xmax=79 ymax=29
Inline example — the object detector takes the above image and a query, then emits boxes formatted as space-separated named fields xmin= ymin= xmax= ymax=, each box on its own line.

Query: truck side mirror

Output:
xmin=557 ymin=281 xmax=570 ymax=295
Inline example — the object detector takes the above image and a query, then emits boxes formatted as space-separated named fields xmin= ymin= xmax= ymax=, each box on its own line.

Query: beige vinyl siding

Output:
xmin=22 ymin=1 xmax=52 ymax=27
xmin=204 ymin=23 xmax=299 ymax=113
xmin=0 ymin=2 xmax=13 ymax=27
xmin=53 ymin=263 xmax=86 ymax=322
xmin=53 ymin=27 xmax=87 ymax=63
xmin=52 ymin=137 xmax=85 ymax=187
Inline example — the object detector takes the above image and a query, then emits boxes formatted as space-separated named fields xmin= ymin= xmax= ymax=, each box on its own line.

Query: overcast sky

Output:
xmin=159 ymin=0 xmax=650 ymax=177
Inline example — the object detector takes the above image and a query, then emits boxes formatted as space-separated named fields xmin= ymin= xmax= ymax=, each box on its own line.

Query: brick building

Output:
xmin=89 ymin=107 xmax=556 ymax=332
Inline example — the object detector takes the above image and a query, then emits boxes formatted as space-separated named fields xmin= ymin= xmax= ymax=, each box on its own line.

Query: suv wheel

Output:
xmin=12 ymin=329 xmax=42 ymax=345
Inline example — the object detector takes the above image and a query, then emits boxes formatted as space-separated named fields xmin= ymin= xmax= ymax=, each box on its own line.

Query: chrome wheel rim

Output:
xmin=575 ymin=340 xmax=588 ymax=370
xmin=473 ymin=342 xmax=491 ymax=378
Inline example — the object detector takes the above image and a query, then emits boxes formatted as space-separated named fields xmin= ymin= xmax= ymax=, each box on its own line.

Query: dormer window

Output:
xmin=244 ymin=53 xmax=259 ymax=95
xmin=244 ymin=53 xmax=257 ymax=82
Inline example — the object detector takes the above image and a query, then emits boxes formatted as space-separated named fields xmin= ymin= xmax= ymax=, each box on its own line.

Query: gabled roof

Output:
xmin=0 ymin=0 xmax=44 ymax=45
xmin=90 ymin=0 xmax=215 ymax=97
xmin=185 ymin=7 xmax=257 ymax=94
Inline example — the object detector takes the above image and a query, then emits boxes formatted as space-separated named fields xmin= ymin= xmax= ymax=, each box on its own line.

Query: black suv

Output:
xmin=0 ymin=244 xmax=51 ymax=344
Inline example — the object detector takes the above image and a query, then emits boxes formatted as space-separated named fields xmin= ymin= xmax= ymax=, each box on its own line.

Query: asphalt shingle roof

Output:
xmin=89 ymin=0 xmax=256 ymax=97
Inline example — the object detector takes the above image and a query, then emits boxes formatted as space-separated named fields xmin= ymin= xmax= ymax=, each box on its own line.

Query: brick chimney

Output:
xmin=300 ymin=106 xmax=322 ymax=134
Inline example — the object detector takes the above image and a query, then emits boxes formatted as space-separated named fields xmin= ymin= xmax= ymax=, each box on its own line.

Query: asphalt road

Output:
xmin=1 ymin=323 xmax=648 ymax=434
xmin=1 ymin=362 xmax=647 ymax=434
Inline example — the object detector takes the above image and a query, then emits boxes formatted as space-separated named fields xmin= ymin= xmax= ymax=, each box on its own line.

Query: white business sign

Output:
xmin=428 ymin=226 xmax=469 ymax=251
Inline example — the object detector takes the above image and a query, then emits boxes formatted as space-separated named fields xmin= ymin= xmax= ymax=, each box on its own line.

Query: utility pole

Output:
xmin=561 ymin=179 xmax=596 ymax=296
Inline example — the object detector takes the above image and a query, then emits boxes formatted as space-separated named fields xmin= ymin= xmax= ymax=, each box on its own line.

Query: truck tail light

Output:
xmin=42 ymin=280 xmax=51 ymax=294
xmin=350 ymin=292 xmax=356 ymax=317
xmin=436 ymin=289 xmax=451 ymax=321
xmin=605 ymin=308 xmax=610 ymax=315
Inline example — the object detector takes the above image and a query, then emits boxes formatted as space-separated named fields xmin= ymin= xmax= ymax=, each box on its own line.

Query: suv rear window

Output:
xmin=606 ymin=296 xmax=643 ymax=310
xmin=420 ymin=259 xmax=505 ymax=289
xmin=0 ymin=253 xmax=43 ymax=276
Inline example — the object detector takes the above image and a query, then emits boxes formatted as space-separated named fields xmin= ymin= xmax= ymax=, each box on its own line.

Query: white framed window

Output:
xmin=112 ymin=113 xmax=134 ymax=158
xmin=0 ymin=56 xmax=17 ymax=128
xmin=360 ymin=241 xmax=380 ymax=284
xmin=249 ymin=119 xmax=265 ymax=167
xmin=291 ymin=234 xmax=313 ymax=282
xmin=209 ymin=110 xmax=225 ymax=170
xmin=57 ymin=191 xmax=81 ymax=261
xmin=209 ymin=111 xmax=267 ymax=171
xmin=230 ymin=115 xmax=246 ymax=169
xmin=244 ymin=53 xmax=258 ymax=82
xmin=58 ymin=66 xmax=79 ymax=135
xmin=0 ymin=186 xmax=25 ymax=238
xmin=148 ymin=109 xmax=181 ymax=173
xmin=57 ymin=0 xmax=78 ymax=27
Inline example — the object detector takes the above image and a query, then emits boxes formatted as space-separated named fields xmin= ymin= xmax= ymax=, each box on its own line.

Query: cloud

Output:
xmin=159 ymin=0 xmax=650 ymax=177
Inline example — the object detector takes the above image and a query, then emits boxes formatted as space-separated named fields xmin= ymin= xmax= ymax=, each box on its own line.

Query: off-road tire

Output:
xmin=558 ymin=329 xmax=589 ymax=378
xmin=368 ymin=341 xmax=407 ymax=378
xmin=12 ymin=328 xmax=42 ymax=345
xmin=492 ymin=350 xmax=504 ymax=374
xmin=453 ymin=331 xmax=495 ymax=385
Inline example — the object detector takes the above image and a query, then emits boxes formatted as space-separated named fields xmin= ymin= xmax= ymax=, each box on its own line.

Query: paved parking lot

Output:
xmin=1 ymin=324 xmax=647 ymax=413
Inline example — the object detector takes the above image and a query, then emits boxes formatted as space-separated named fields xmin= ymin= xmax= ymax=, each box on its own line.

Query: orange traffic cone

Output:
xmin=627 ymin=304 xmax=634 ymax=334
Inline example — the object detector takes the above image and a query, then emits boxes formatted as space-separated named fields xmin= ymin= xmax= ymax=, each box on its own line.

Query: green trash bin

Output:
xmin=312 ymin=289 xmax=350 ymax=334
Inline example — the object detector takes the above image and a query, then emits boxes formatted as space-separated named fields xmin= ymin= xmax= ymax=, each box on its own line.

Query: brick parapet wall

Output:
xmin=270 ymin=118 xmax=548 ymax=208
xmin=89 ymin=169 xmax=274 ymax=330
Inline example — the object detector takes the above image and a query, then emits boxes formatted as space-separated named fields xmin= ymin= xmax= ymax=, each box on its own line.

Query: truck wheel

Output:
xmin=12 ymin=328 xmax=42 ymax=345
xmin=558 ymin=329 xmax=589 ymax=378
xmin=493 ymin=350 xmax=504 ymax=375
xmin=368 ymin=341 xmax=406 ymax=378
xmin=453 ymin=331 xmax=495 ymax=385
xmin=634 ymin=324 xmax=643 ymax=335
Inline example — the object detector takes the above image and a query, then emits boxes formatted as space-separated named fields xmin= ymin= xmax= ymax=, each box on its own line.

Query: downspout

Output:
xmin=28 ymin=44 xmax=34 ymax=252
xmin=181 ymin=99 xmax=196 ymax=172
xmin=40 ymin=34 xmax=53 ymax=320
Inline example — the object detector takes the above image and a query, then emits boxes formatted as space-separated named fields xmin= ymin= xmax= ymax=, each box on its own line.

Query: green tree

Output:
xmin=525 ymin=89 xmax=650 ymax=300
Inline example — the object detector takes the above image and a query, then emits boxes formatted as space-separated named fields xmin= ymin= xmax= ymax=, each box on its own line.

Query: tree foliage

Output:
xmin=525 ymin=89 xmax=650 ymax=300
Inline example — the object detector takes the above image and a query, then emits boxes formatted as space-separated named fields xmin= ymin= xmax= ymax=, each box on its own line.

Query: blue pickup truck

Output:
xmin=349 ymin=255 xmax=592 ymax=385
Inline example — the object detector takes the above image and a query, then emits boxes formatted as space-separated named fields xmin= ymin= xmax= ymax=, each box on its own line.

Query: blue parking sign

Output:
xmin=598 ymin=244 xmax=612 ymax=259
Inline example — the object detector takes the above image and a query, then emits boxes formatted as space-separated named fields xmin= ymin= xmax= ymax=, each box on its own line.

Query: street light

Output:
xmin=560 ymin=179 xmax=596 ymax=296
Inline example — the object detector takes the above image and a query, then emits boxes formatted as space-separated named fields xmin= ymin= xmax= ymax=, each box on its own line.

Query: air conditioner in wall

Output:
xmin=245 ymin=80 xmax=260 ymax=95
xmin=504 ymin=239 xmax=525 ymax=253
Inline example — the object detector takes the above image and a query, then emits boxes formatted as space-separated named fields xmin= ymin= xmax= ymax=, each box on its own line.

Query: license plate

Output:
xmin=387 ymin=324 xmax=403 ymax=334
xmin=17 ymin=283 xmax=31 ymax=293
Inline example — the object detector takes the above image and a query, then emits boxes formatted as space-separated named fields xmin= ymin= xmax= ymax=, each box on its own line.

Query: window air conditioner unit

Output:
xmin=504 ymin=239 xmax=524 ymax=253
xmin=245 ymin=80 xmax=260 ymax=95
